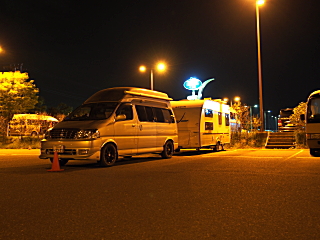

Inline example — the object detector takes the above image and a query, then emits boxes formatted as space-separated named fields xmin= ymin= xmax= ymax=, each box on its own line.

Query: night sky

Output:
xmin=0 ymin=0 xmax=319 ymax=117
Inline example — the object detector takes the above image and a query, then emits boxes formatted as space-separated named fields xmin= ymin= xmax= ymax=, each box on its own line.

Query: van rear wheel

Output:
xmin=100 ymin=143 xmax=117 ymax=167
xmin=161 ymin=141 xmax=174 ymax=159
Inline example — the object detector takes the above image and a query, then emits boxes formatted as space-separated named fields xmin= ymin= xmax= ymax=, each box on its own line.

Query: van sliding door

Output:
xmin=135 ymin=105 xmax=157 ymax=153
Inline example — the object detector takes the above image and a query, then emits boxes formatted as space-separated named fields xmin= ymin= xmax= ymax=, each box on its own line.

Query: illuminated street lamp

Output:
xmin=256 ymin=0 xmax=265 ymax=131
xmin=139 ymin=62 xmax=167 ymax=90
xmin=234 ymin=96 xmax=241 ymax=103
xmin=0 ymin=46 xmax=4 ymax=53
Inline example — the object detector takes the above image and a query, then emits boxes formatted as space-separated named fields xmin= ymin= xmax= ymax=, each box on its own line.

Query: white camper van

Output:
xmin=171 ymin=99 xmax=231 ymax=151
xmin=40 ymin=87 xmax=178 ymax=166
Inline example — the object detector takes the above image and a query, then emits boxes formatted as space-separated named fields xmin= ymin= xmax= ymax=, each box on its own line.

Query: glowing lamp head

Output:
xmin=183 ymin=77 xmax=202 ymax=90
xmin=156 ymin=63 xmax=166 ymax=72
xmin=234 ymin=96 xmax=241 ymax=102
xmin=256 ymin=0 xmax=265 ymax=6
xmin=139 ymin=66 xmax=146 ymax=72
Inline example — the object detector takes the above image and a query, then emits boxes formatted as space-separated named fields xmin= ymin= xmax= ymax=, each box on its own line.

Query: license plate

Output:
xmin=53 ymin=145 xmax=65 ymax=153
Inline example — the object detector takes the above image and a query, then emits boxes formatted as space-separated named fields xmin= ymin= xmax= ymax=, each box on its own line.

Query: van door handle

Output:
xmin=132 ymin=124 xmax=136 ymax=127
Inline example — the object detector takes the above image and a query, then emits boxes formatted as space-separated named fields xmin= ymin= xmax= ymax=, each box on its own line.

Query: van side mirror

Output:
xmin=115 ymin=114 xmax=126 ymax=121
xmin=300 ymin=114 xmax=305 ymax=121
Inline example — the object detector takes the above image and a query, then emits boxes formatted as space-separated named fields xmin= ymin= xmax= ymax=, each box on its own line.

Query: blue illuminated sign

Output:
xmin=183 ymin=77 xmax=202 ymax=90
xmin=183 ymin=77 xmax=215 ymax=100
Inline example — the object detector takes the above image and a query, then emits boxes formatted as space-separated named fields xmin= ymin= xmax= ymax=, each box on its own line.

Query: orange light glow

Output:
xmin=256 ymin=0 xmax=265 ymax=6
xmin=139 ymin=65 xmax=146 ymax=72
xmin=156 ymin=62 xmax=166 ymax=72
xmin=234 ymin=96 xmax=241 ymax=102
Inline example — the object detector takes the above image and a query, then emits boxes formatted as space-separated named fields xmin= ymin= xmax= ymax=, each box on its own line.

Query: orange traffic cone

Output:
xmin=47 ymin=151 xmax=64 ymax=172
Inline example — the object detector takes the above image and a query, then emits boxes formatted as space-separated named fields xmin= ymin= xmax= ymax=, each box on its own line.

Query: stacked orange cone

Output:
xmin=47 ymin=151 xmax=64 ymax=172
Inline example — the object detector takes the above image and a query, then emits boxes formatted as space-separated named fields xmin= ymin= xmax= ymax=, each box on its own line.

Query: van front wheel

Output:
xmin=100 ymin=143 xmax=117 ymax=167
xmin=161 ymin=141 xmax=174 ymax=159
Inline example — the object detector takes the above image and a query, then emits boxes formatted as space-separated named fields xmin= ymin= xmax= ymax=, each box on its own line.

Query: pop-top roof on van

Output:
xmin=84 ymin=87 xmax=172 ymax=103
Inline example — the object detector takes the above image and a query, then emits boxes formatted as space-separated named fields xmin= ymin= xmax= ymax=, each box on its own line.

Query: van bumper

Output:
xmin=39 ymin=139 xmax=101 ymax=161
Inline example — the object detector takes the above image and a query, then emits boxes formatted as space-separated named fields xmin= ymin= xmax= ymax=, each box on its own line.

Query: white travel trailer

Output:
xmin=40 ymin=87 xmax=178 ymax=166
xmin=171 ymin=99 xmax=231 ymax=151
xmin=8 ymin=114 xmax=59 ymax=137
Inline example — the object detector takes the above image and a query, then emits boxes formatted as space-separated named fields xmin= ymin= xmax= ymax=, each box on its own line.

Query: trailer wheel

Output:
xmin=161 ymin=141 xmax=174 ymax=159
xmin=213 ymin=142 xmax=224 ymax=152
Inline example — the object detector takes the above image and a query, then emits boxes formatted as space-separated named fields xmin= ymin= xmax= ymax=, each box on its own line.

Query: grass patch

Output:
xmin=0 ymin=136 xmax=41 ymax=149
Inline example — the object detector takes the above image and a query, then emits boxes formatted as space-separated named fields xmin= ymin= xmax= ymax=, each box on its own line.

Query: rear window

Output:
xmin=279 ymin=109 xmax=293 ymax=118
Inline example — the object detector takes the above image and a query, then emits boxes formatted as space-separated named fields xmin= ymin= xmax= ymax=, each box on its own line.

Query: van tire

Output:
xmin=100 ymin=143 xmax=118 ymax=167
xmin=161 ymin=141 xmax=174 ymax=159
xmin=310 ymin=148 xmax=320 ymax=157
xmin=50 ymin=158 xmax=69 ymax=166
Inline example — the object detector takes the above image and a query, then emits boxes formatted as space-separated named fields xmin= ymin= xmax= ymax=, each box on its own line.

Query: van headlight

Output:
xmin=75 ymin=129 xmax=100 ymax=139
xmin=44 ymin=129 xmax=52 ymax=139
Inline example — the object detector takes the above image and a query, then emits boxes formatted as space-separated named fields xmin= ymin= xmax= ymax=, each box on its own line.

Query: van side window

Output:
xmin=136 ymin=105 xmax=148 ymax=121
xmin=116 ymin=104 xmax=133 ymax=120
xmin=145 ymin=107 xmax=154 ymax=122
xmin=136 ymin=105 xmax=154 ymax=122
xmin=162 ymin=109 xmax=175 ymax=123
xmin=154 ymin=108 xmax=165 ymax=122
xmin=136 ymin=105 xmax=157 ymax=122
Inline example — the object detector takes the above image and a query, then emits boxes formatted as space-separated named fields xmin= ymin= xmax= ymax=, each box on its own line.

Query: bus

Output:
xmin=8 ymin=114 xmax=59 ymax=137
xmin=304 ymin=90 xmax=320 ymax=157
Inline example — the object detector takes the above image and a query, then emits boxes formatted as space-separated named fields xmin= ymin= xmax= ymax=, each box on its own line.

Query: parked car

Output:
xmin=278 ymin=108 xmax=297 ymax=132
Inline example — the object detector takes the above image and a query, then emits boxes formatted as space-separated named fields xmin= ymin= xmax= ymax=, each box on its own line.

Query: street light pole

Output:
xmin=150 ymin=69 xmax=154 ymax=90
xmin=256 ymin=0 xmax=264 ymax=131
xmin=139 ymin=62 xmax=166 ymax=91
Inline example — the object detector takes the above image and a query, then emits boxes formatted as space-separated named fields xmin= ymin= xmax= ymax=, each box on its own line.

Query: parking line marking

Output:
xmin=285 ymin=150 xmax=304 ymax=160
xmin=201 ymin=155 xmax=283 ymax=158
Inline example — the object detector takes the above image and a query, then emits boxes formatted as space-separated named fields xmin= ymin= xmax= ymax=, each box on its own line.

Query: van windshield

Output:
xmin=307 ymin=96 xmax=320 ymax=123
xmin=64 ymin=102 xmax=118 ymax=121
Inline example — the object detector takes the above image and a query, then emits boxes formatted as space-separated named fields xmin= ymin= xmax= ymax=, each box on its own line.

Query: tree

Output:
xmin=232 ymin=102 xmax=251 ymax=132
xmin=289 ymin=102 xmax=307 ymax=131
xmin=0 ymin=71 xmax=39 ymax=136
xmin=47 ymin=102 xmax=73 ymax=121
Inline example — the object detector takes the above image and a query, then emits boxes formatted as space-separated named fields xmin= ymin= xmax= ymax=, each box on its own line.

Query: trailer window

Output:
xmin=205 ymin=122 xmax=213 ymax=130
xmin=225 ymin=113 xmax=230 ymax=126
xmin=205 ymin=109 xmax=213 ymax=118
xmin=218 ymin=112 xmax=222 ymax=125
